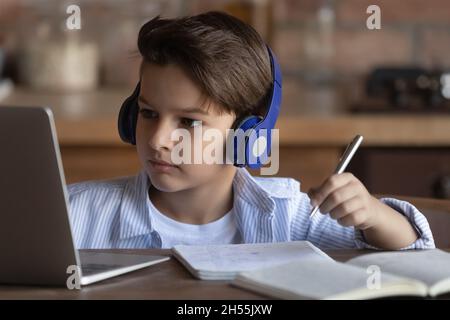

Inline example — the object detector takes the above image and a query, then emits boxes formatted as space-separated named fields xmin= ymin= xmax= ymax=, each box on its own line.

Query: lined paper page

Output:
xmin=347 ymin=249 xmax=450 ymax=288
xmin=234 ymin=259 xmax=421 ymax=300
xmin=173 ymin=241 xmax=332 ymax=273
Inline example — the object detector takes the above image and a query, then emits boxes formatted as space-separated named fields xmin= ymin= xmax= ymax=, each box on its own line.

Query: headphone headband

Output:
xmin=254 ymin=46 xmax=282 ymax=131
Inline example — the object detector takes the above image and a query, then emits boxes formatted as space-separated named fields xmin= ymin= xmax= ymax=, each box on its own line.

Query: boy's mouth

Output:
xmin=148 ymin=159 xmax=179 ymax=172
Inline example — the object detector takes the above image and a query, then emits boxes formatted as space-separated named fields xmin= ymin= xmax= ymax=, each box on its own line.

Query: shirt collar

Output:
xmin=232 ymin=168 xmax=276 ymax=214
xmin=119 ymin=170 xmax=153 ymax=240
xmin=119 ymin=168 xmax=295 ymax=240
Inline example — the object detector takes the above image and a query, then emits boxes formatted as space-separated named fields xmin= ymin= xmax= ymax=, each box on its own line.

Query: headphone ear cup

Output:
xmin=118 ymin=83 xmax=140 ymax=145
xmin=232 ymin=115 xmax=262 ymax=167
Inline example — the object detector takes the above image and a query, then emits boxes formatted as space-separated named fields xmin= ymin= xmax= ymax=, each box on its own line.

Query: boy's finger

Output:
xmin=310 ymin=173 xmax=355 ymax=207
xmin=336 ymin=209 xmax=366 ymax=227
xmin=319 ymin=183 xmax=359 ymax=214
xmin=328 ymin=196 xmax=362 ymax=220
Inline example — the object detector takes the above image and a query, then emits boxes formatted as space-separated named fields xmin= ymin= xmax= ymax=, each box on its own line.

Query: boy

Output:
xmin=68 ymin=12 xmax=434 ymax=250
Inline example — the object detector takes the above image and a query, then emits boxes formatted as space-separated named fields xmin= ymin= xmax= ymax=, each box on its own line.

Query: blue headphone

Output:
xmin=118 ymin=45 xmax=282 ymax=169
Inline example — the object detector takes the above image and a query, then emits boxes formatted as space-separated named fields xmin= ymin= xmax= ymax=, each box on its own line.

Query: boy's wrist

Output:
xmin=362 ymin=197 xmax=420 ymax=249
xmin=363 ymin=196 xmax=392 ymax=232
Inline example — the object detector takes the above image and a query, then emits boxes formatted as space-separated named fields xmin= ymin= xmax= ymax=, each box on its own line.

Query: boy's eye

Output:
xmin=181 ymin=118 xmax=202 ymax=128
xmin=139 ymin=108 xmax=158 ymax=119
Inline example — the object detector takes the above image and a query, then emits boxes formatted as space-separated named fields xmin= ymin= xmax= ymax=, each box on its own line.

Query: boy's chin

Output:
xmin=147 ymin=173 xmax=185 ymax=193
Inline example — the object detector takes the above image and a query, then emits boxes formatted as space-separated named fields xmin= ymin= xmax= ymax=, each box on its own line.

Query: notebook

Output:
xmin=172 ymin=241 xmax=332 ymax=280
xmin=232 ymin=249 xmax=450 ymax=299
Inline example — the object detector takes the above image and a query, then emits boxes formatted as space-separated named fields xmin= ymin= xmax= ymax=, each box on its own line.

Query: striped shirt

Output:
xmin=67 ymin=168 xmax=435 ymax=250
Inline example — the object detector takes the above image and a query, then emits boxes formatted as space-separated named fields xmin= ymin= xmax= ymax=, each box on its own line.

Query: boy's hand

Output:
xmin=308 ymin=172 xmax=420 ymax=249
xmin=308 ymin=172 xmax=384 ymax=230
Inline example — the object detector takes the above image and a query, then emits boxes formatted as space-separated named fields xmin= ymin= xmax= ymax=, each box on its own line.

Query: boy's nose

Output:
xmin=148 ymin=119 xmax=175 ymax=151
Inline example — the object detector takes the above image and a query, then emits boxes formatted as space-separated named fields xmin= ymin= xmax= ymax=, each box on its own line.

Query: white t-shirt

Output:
xmin=147 ymin=198 xmax=241 ymax=248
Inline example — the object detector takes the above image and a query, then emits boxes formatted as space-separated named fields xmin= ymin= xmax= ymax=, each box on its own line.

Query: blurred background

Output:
xmin=0 ymin=0 xmax=449 ymax=199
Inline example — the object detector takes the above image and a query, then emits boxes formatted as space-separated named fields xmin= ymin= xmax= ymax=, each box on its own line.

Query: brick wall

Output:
xmin=186 ymin=0 xmax=450 ymax=111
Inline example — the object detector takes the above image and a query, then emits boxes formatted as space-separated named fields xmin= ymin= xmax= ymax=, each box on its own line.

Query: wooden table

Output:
xmin=0 ymin=249 xmax=449 ymax=299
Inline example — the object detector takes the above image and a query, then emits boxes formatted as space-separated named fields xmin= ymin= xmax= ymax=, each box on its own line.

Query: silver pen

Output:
xmin=309 ymin=135 xmax=364 ymax=218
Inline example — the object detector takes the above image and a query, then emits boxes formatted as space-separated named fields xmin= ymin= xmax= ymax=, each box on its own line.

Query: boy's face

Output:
xmin=136 ymin=62 xmax=237 ymax=192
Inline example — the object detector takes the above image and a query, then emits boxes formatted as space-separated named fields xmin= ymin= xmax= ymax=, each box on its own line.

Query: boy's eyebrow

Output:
xmin=138 ymin=95 xmax=210 ymax=115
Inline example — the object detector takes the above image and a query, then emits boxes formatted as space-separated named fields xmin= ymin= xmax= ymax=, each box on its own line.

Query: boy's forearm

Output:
xmin=362 ymin=198 xmax=419 ymax=250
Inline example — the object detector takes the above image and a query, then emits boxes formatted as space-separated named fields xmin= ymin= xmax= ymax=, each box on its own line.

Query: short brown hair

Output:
xmin=137 ymin=11 xmax=272 ymax=119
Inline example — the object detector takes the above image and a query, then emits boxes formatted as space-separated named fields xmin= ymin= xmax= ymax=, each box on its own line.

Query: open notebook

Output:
xmin=232 ymin=249 xmax=450 ymax=299
xmin=172 ymin=241 xmax=332 ymax=280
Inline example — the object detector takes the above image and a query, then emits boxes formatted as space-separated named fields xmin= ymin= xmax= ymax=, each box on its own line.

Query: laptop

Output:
xmin=0 ymin=106 xmax=169 ymax=286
